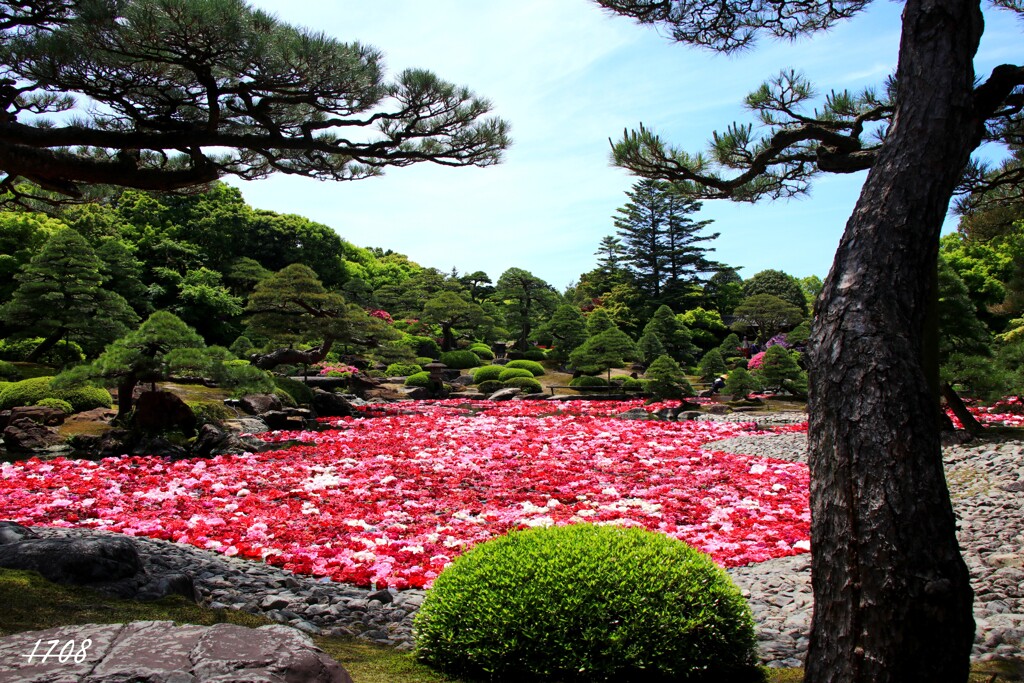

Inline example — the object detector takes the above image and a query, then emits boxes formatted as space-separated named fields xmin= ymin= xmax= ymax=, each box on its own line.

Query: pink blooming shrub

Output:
xmin=747 ymin=352 xmax=766 ymax=370
xmin=318 ymin=364 xmax=360 ymax=377
xmin=0 ymin=400 xmax=810 ymax=589
xmin=367 ymin=309 xmax=394 ymax=323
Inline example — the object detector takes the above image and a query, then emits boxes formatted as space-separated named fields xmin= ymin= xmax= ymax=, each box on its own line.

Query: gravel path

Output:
xmin=22 ymin=414 xmax=1024 ymax=668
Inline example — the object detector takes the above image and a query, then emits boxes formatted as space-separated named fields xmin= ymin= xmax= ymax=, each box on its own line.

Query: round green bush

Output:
xmin=620 ymin=377 xmax=645 ymax=391
xmin=402 ymin=335 xmax=441 ymax=359
xmin=439 ymin=350 xmax=481 ymax=369
xmin=0 ymin=360 xmax=21 ymax=381
xmin=187 ymin=400 xmax=233 ymax=425
xmin=569 ymin=375 xmax=608 ymax=388
xmin=0 ymin=338 xmax=85 ymax=366
xmin=522 ymin=348 xmax=547 ymax=361
xmin=405 ymin=371 xmax=432 ymax=388
xmin=502 ymin=376 xmax=543 ymax=393
xmin=472 ymin=365 xmax=504 ymax=383
xmin=504 ymin=359 xmax=545 ymax=376
xmin=0 ymin=377 xmax=112 ymax=412
xmin=468 ymin=344 xmax=495 ymax=361
xmin=414 ymin=524 xmax=761 ymax=683
xmin=273 ymin=376 xmax=314 ymax=405
xmin=414 ymin=356 xmax=434 ymax=367
xmin=36 ymin=398 xmax=73 ymax=414
xmin=477 ymin=379 xmax=503 ymax=395
xmin=498 ymin=367 xmax=534 ymax=382
xmin=385 ymin=362 xmax=423 ymax=377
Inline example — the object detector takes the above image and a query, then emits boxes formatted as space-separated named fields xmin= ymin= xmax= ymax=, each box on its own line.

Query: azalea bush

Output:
xmin=472 ymin=365 xmax=504 ymax=384
xmin=0 ymin=400 xmax=810 ymax=589
xmin=414 ymin=524 xmax=763 ymax=683
xmin=504 ymin=359 xmax=545 ymax=376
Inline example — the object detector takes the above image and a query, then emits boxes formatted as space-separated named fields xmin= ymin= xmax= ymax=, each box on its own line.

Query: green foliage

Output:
xmin=724 ymin=367 xmax=762 ymax=399
xmin=645 ymin=355 xmax=695 ymax=400
xmin=401 ymin=335 xmax=442 ymax=359
xmin=743 ymin=269 xmax=808 ymax=314
xmin=752 ymin=346 xmax=807 ymax=395
xmin=522 ymin=348 xmax=547 ymax=361
xmin=569 ymin=375 xmax=609 ymax=388
xmin=273 ymin=376 xmax=314 ymax=405
xmin=502 ymin=376 xmax=543 ymax=393
xmin=477 ymin=379 xmax=504 ymax=395
xmin=468 ymin=344 xmax=495 ymax=361
xmin=414 ymin=524 xmax=761 ymax=683
xmin=718 ymin=333 xmax=742 ymax=358
xmin=385 ymin=363 xmax=423 ymax=377
xmin=504 ymin=359 xmax=545 ymax=376
xmin=637 ymin=330 xmax=667 ymax=364
xmin=217 ymin=363 xmax=276 ymax=397
xmin=697 ymin=348 xmax=728 ymax=382
xmin=0 ymin=360 xmax=20 ymax=381
xmin=643 ymin=305 xmax=698 ymax=365
xmin=186 ymin=400 xmax=233 ymax=426
xmin=405 ymin=372 xmax=433 ymax=388
xmin=542 ymin=304 xmax=588 ymax=361
xmin=731 ymin=294 xmax=805 ymax=344
xmin=0 ymin=337 xmax=85 ymax=366
xmin=569 ymin=327 xmax=637 ymax=377
xmin=228 ymin=335 xmax=254 ymax=358
xmin=619 ymin=377 xmax=646 ymax=391
xmin=585 ymin=308 xmax=617 ymax=336
xmin=498 ymin=367 xmax=535 ymax=382
xmin=678 ymin=307 xmax=728 ymax=350
xmin=472 ymin=365 xmax=505 ymax=383
xmin=35 ymin=398 xmax=73 ymax=414
xmin=0 ymin=377 xmax=112 ymax=412
xmin=785 ymin=322 xmax=811 ymax=347
xmin=414 ymin=356 xmax=435 ymax=367
xmin=438 ymin=350 xmax=481 ymax=369
xmin=495 ymin=268 xmax=559 ymax=351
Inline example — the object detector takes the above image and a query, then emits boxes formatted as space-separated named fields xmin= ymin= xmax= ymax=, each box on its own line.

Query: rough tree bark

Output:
xmin=804 ymin=0 xmax=981 ymax=680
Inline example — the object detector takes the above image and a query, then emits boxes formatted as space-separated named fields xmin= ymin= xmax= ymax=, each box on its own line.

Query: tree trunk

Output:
xmin=804 ymin=1 xmax=980 ymax=680
xmin=26 ymin=327 xmax=67 ymax=363
xmin=116 ymin=374 xmax=138 ymax=421
xmin=941 ymin=381 xmax=985 ymax=436
xmin=251 ymin=339 xmax=334 ymax=370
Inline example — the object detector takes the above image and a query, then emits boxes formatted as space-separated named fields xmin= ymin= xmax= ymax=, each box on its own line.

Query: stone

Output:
xmin=9 ymin=405 xmax=67 ymax=426
xmin=617 ymin=407 xmax=654 ymax=420
xmin=707 ymin=403 xmax=733 ymax=415
xmin=193 ymin=423 xmax=269 ymax=458
xmin=2 ymin=417 xmax=64 ymax=450
xmin=449 ymin=374 xmax=474 ymax=387
xmin=0 ymin=521 xmax=39 ymax=545
xmin=132 ymin=435 xmax=191 ymax=461
xmin=0 ymin=622 xmax=353 ymax=683
xmin=449 ymin=391 xmax=487 ymax=400
xmin=367 ymin=589 xmax=393 ymax=604
xmin=133 ymin=390 xmax=197 ymax=435
xmin=0 ymin=533 xmax=196 ymax=602
xmin=311 ymin=389 xmax=353 ymax=418
xmin=400 ymin=386 xmax=430 ymax=400
xmin=238 ymin=393 xmax=283 ymax=415
xmin=488 ymin=387 xmax=521 ymax=401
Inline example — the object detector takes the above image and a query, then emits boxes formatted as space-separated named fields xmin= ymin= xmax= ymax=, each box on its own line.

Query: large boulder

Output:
xmin=488 ymin=387 xmax=521 ymax=401
xmin=238 ymin=393 xmax=283 ymax=415
xmin=133 ymin=390 xmax=197 ymax=435
xmin=311 ymin=389 xmax=353 ymax=418
xmin=0 ymin=622 xmax=353 ymax=683
xmin=9 ymin=405 xmax=67 ymax=426
xmin=2 ymin=417 xmax=64 ymax=450
xmin=193 ymin=423 xmax=269 ymax=458
xmin=0 ymin=525 xmax=196 ymax=602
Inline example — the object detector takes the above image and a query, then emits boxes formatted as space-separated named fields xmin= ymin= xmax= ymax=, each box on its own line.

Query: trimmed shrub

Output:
xmin=522 ymin=348 xmax=547 ymax=361
xmin=0 ymin=360 xmax=21 ymax=381
xmin=468 ymin=344 xmax=495 ymax=361
xmin=228 ymin=335 xmax=254 ymax=358
xmin=385 ymin=362 xmax=422 ymax=377
xmin=274 ymin=387 xmax=297 ymax=407
xmin=36 ymin=398 xmax=73 ymax=414
xmin=724 ymin=367 xmax=762 ymax=399
xmin=620 ymin=377 xmax=645 ymax=391
xmin=569 ymin=375 xmax=608 ymax=388
xmin=414 ymin=524 xmax=762 ymax=683
xmin=218 ymin=363 xmax=276 ymax=397
xmin=415 ymin=356 xmax=434 ymax=367
xmin=645 ymin=355 xmax=695 ymax=400
xmin=477 ymin=379 xmax=503 ymax=395
xmin=0 ymin=377 xmax=112 ymax=412
xmin=405 ymin=372 xmax=432 ymax=388
xmin=498 ymin=367 xmax=534 ymax=382
xmin=502 ymin=376 xmax=543 ymax=393
xmin=401 ymin=335 xmax=441 ymax=359
xmin=472 ymin=365 xmax=505 ymax=384
xmin=504 ymin=359 xmax=545 ymax=376
xmin=439 ymin=350 xmax=481 ymax=369
xmin=0 ymin=338 xmax=85 ymax=366
xmin=274 ymin=376 xmax=314 ymax=405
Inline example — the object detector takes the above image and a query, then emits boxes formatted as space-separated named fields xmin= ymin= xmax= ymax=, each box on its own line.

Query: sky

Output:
xmin=231 ymin=1 xmax=1021 ymax=291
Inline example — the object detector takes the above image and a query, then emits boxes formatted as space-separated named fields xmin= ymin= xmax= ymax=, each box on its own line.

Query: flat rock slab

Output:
xmin=0 ymin=621 xmax=352 ymax=682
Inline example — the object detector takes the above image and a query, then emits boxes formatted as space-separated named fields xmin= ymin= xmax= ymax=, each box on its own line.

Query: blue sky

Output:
xmin=232 ymin=1 xmax=1020 ymax=291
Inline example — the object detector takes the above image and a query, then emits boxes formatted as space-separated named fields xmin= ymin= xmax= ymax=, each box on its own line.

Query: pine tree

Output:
xmin=636 ymin=330 xmax=667 ymax=365
xmin=642 ymin=305 xmax=698 ymax=365
xmin=569 ymin=327 xmax=636 ymax=381
xmin=544 ymin=304 xmax=588 ymax=362
xmin=2 ymin=228 xmax=138 ymax=361
xmin=697 ymin=348 xmax=727 ymax=382
xmin=644 ymin=354 xmax=695 ymax=399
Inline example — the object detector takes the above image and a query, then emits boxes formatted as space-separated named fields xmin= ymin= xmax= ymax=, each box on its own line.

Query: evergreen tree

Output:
xmin=585 ymin=308 xmax=617 ymax=336
xmin=2 ymin=228 xmax=138 ymax=361
xmin=731 ymin=294 xmax=805 ymax=344
xmin=718 ymin=332 xmax=742 ymax=359
xmin=614 ymin=179 xmax=719 ymax=308
xmin=543 ymin=304 xmax=588 ymax=362
xmin=723 ymin=367 xmax=761 ymax=400
xmin=752 ymin=345 xmax=807 ymax=396
xmin=569 ymin=326 xmax=637 ymax=381
xmin=644 ymin=354 xmax=694 ymax=399
xmin=702 ymin=267 xmax=745 ymax=315
xmin=495 ymin=268 xmax=559 ymax=351
xmin=743 ymin=269 xmax=808 ymax=314
xmin=642 ymin=305 xmax=698 ymax=365
xmin=421 ymin=291 xmax=484 ymax=352
xmin=697 ymin=348 xmax=727 ymax=382
xmin=636 ymin=330 xmax=667 ymax=365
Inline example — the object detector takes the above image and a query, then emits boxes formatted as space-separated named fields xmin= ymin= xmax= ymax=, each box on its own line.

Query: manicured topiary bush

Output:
xmin=405 ymin=372 xmax=432 ymax=388
xmin=569 ymin=375 xmax=608 ymax=388
xmin=498 ymin=367 xmax=534 ymax=382
xmin=273 ymin=376 xmax=314 ymax=405
xmin=439 ymin=350 xmax=481 ymax=369
xmin=472 ymin=365 xmax=505 ymax=384
xmin=36 ymin=398 xmax=73 ymax=414
xmin=415 ymin=356 xmax=434 ymax=367
xmin=0 ymin=360 xmax=21 ymax=381
xmin=468 ymin=344 xmax=495 ymax=361
xmin=502 ymin=376 xmax=543 ymax=393
xmin=477 ymin=380 xmax=503 ymax=395
xmin=620 ymin=377 xmax=645 ymax=391
xmin=504 ymin=359 xmax=545 ymax=376
xmin=645 ymin=355 xmax=695 ymax=400
xmin=522 ymin=348 xmax=547 ymax=361
xmin=0 ymin=377 xmax=112 ymax=412
xmin=0 ymin=337 xmax=86 ymax=366
xmin=414 ymin=524 xmax=762 ymax=683
xmin=385 ymin=362 xmax=423 ymax=377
